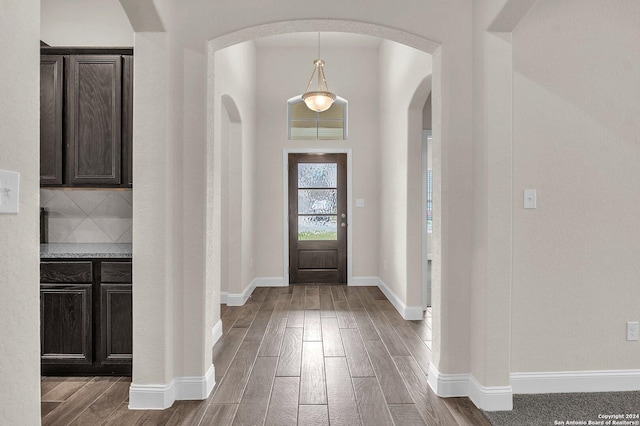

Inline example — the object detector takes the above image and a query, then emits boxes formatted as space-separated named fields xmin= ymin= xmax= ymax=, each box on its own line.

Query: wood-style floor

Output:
xmin=41 ymin=285 xmax=490 ymax=425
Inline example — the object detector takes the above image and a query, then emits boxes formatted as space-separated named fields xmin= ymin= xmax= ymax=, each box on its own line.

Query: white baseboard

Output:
xmin=350 ymin=276 xmax=423 ymax=320
xmin=403 ymin=305 xmax=424 ymax=320
xmin=350 ymin=276 xmax=380 ymax=286
xmin=511 ymin=369 xmax=640 ymax=394
xmin=212 ymin=319 xmax=223 ymax=346
xmin=221 ymin=280 xmax=256 ymax=306
xmin=129 ymin=365 xmax=216 ymax=409
xmin=254 ymin=277 xmax=287 ymax=287
xmin=428 ymin=364 xmax=513 ymax=412
xmin=129 ymin=382 xmax=175 ymax=410
xmin=221 ymin=277 xmax=290 ymax=306
xmin=175 ymin=365 xmax=216 ymax=400
xmin=468 ymin=375 xmax=513 ymax=411
xmin=375 ymin=277 xmax=424 ymax=320
xmin=427 ymin=364 xmax=469 ymax=397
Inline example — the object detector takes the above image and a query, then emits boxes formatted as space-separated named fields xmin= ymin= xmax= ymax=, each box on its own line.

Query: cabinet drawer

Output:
xmin=40 ymin=261 xmax=93 ymax=283
xmin=101 ymin=262 xmax=132 ymax=283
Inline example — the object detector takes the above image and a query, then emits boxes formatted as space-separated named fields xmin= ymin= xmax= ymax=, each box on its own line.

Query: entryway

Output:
xmin=288 ymin=153 xmax=347 ymax=284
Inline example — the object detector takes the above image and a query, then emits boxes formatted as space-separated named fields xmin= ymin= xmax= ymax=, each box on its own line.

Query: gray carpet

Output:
xmin=483 ymin=391 xmax=640 ymax=426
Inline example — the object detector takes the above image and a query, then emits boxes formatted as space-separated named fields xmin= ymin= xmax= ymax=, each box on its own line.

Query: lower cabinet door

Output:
xmin=100 ymin=283 xmax=132 ymax=364
xmin=40 ymin=284 xmax=92 ymax=364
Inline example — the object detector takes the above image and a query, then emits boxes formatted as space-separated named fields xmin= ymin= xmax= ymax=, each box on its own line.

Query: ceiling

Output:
xmin=254 ymin=32 xmax=382 ymax=49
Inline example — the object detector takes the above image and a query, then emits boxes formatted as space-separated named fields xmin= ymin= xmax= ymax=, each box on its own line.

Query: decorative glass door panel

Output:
xmin=297 ymin=170 xmax=338 ymax=240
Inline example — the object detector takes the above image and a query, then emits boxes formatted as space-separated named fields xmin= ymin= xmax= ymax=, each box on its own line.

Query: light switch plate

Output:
xmin=524 ymin=189 xmax=536 ymax=209
xmin=627 ymin=321 xmax=639 ymax=341
xmin=0 ymin=169 xmax=20 ymax=214
xmin=356 ymin=198 xmax=365 ymax=208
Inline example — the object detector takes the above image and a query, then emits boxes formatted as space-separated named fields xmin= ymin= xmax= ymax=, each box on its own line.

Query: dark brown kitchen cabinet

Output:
xmin=122 ymin=55 xmax=134 ymax=186
xmin=40 ymin=259 xmax=132 ymax=376
xmin=40 ymin=48 xmax=133 ymax=188
xmin=100 ymin=286 xmax=133 ymax=364
xmin=40 ymin=55 xmax=64 ymax=185
xmin=66 ymin=55 xmax=122 ymax=186
xmin=100 ymin=262 xmax=133 ymax=366
xmin=40 ymin=284 xmax=92 ymax=364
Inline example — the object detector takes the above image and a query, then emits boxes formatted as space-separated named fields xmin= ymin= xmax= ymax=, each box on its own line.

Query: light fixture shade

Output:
xmin=302 ymin=91 xmax=336 ymax=112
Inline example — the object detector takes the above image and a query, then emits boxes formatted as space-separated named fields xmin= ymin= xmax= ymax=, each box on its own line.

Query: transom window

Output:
xmin=288 ymin=95 xmax=348 ymax=140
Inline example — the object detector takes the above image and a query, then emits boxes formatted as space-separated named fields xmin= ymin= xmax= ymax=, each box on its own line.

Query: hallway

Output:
xmin=41 ymin=285 xmax=489 ymax=425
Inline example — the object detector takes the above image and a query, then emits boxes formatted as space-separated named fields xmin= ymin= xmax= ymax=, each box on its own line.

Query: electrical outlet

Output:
xmin=627 ymin=321 xmax=639 ymax=341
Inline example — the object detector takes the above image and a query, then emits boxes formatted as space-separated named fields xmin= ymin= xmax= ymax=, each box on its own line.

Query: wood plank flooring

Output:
xmin=41 ymin=285 xmax=490 ymax=426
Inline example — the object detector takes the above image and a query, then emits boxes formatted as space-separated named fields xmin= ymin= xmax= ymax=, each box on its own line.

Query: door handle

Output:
xmin=341 ymin=213 xmax=346 ymax=218
xmin=341 ymin=222 xmax=347 ymax=228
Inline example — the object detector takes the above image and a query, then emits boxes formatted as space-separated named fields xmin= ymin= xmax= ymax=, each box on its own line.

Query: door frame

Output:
xmin=422 ymin=130 xmax=432 ymax=310
xmin=283 ymin=148 xmax=353 ymax=285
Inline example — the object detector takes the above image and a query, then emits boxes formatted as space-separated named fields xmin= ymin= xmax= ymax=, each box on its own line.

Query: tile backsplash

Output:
xmin=41 ymin=189 xmax=132 ymax=243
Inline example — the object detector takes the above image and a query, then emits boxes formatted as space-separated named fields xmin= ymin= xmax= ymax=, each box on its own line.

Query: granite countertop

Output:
xmin=40 ymin=243 xmax=132 ymax=259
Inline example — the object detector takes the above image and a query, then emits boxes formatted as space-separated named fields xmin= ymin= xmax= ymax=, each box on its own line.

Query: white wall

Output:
xmin=511 ymin=0 xmax=640 ymax=373
xmin=215 ymin=41 xmax=257 ymax=295
xmin=378 ymin=40 xmax=431 ymax=305
xmin=468 ymin=0 xmax=518 ymax=393
xmin=0 ymin=1 xmax=41 ymax=424
xmin=220 ymin=103 xmax=230 ymax=293
xmin=131 ymin=31 xmax=175 ymax=387
xmin=180 ymin=46 xmax=210 ymax=380
xmin=254 ymin=41 xmax=381 ymax=280
xmin=41 ymin=0 xmax=133 ymax=46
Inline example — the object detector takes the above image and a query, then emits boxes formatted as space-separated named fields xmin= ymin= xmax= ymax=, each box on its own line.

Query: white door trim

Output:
xmin=283 ymin=148 xmax=353 ymax=285
xmin=422 ymin=130 xmax=432 ymax=309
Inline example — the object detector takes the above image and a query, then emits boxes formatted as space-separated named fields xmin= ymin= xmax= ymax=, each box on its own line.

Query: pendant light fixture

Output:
xmin=302 ymin=33 xmax=336 ymax=112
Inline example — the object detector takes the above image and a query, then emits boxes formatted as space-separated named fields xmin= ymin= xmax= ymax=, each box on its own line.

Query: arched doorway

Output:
xmin=206 ymin=18 xmax=444 ymax=402
xmin=127 ymin=15 xmax=449 ymax=410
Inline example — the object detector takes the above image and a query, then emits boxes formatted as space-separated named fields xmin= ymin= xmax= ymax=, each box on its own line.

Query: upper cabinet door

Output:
xmin=40 ymin=55 xmax=64 ymax=185
xmin=122 ymin=55 xmax=133 ymax=187
xmin=66 ymin=55 xmax=122 ymax=186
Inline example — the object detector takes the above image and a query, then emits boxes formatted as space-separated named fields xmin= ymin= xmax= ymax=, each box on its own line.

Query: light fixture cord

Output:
xmin=317 ymin=32 xmax=323 ymax=91
xmin=303 ymin=32 xmax=331 ymax=93
xmin=319 ymin=64 xmax=329 ymax=92
xmin=318 ymin=61 xmax=324 ymax=91
xmin=317 ymin=33 xmax=329 ymax=92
